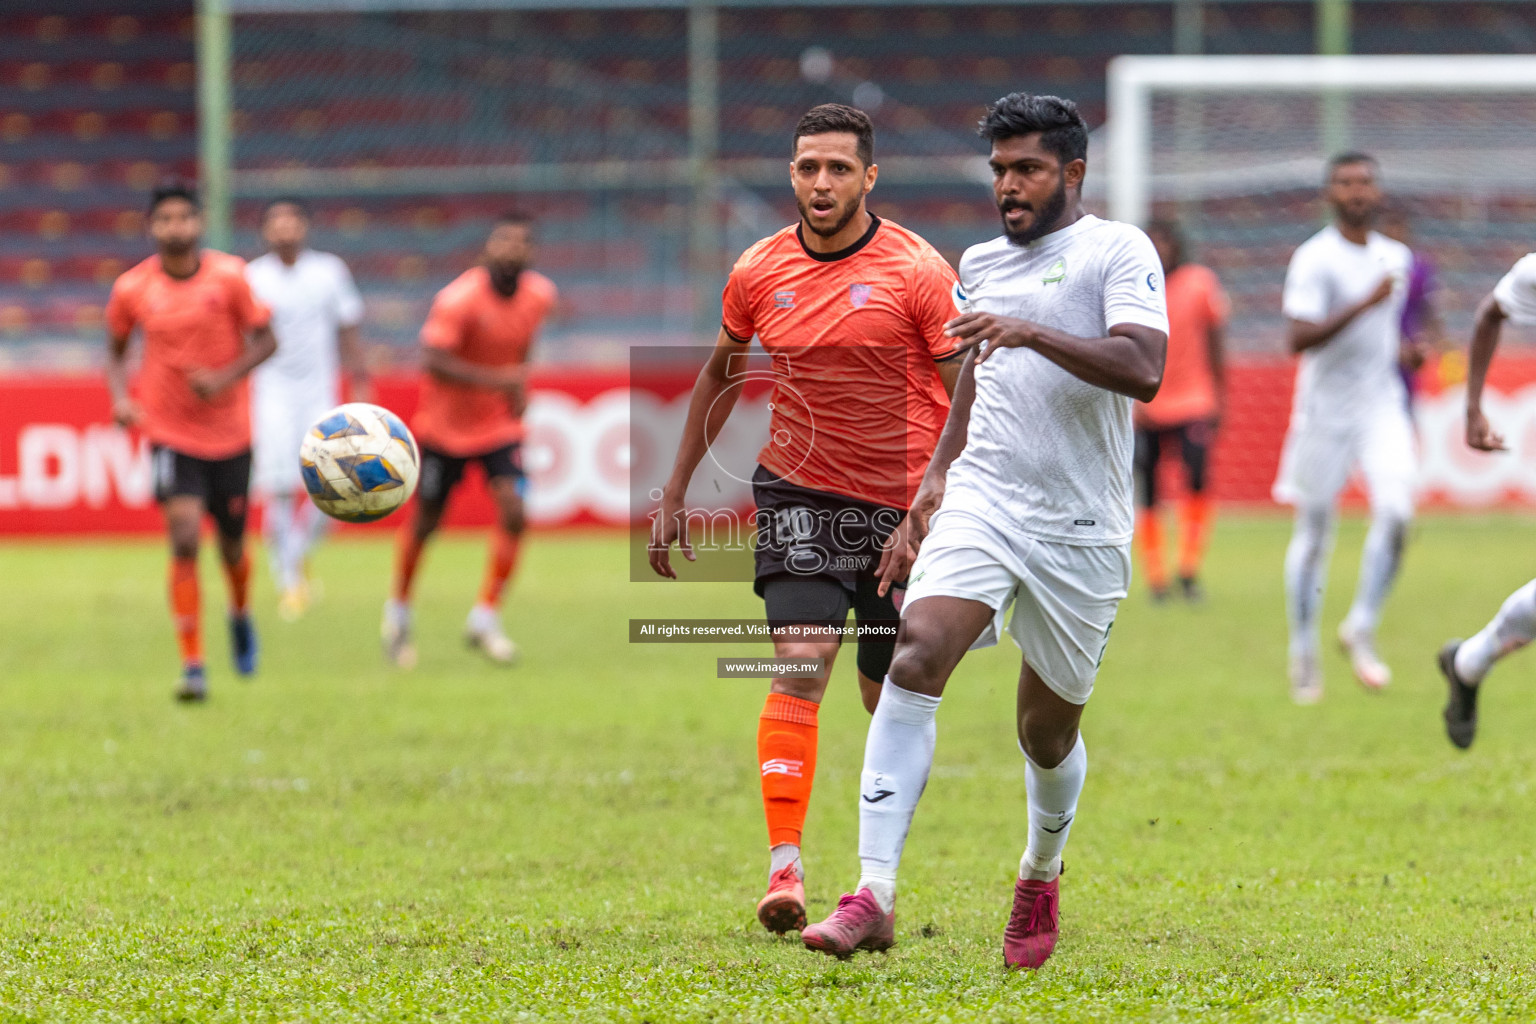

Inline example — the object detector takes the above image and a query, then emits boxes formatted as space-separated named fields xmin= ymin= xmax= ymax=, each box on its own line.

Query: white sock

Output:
xmin=1020 ymin=734 xmax=1086 ymax=881
xmin=469 ymin=603 xmax=499 ymax=631
xmin=769 ymin=843 xmax=802 ymax=879
xmin=1344 ymin=512 xmax=1409 ymax=636
xmin=856 ymin=679 xmax=940 ymax=914
xmin=1284 ymin=506 xmax=1336 ymax=659
xmin=264 ymin=493 xmax=299 ymax=590
xmin=1455 ymin=579 xmax=1536 ymax=684
xmin=385 ymin=598 xmax=411 ymax=626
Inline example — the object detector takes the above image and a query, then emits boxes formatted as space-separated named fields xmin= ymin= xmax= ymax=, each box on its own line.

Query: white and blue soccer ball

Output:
xmin=298 ymin=402 xmax=420 ymax=524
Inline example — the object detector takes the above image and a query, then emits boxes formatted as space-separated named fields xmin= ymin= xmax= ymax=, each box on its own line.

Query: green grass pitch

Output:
xmin=2 ymin=514 xmax=1535 ymax=1022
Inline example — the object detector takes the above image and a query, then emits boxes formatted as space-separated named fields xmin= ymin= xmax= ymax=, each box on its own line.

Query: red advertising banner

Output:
xmin=1 ymin=357 xmax=1533 ymax=535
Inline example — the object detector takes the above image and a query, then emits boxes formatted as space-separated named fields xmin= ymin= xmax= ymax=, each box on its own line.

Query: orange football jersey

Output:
xmin=105 ymin=250 xmax=271 ymax=460
xmin=721 ymin=216 xmax=961 ymax=509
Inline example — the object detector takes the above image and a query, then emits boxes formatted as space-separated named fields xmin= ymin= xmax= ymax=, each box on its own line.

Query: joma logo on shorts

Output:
xmin=1074 ymin=519 xmax=1095 ymax=526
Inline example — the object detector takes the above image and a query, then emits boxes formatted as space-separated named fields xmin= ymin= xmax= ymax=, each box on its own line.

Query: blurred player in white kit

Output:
xmin=246 ymin=199 xmax=368 ymax=620
xmin=1275 ymin=153 xmax=1415 ymax=704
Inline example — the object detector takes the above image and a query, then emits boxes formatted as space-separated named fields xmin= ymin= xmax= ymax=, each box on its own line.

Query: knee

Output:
xmin=168 ymin=522 xmax=200 ymax=560
xmin=887 ymin=640 xmax=946 ymax=696
xmin=412 ymin=502 xmax=444 ymax=540
xmin=1018 ymin=713 xmax=1076 ymax=769
xmin=499 ymin=503 xmax=526 ymax=535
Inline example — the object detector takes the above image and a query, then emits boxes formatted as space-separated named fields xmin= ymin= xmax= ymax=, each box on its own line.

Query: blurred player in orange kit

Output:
xmin=105 ymin=183 xmax=278 ymax=702
xmin=648 ymin=104 xmax=964 ymax=936
xmin=1133 ymin=220 xmax=1227 ymax=602
xmin=382 ymin=212 xmax=557 ymax=669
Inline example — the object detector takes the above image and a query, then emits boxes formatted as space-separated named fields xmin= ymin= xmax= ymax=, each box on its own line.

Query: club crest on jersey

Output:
xmin=1043 ymin=258 xmax=1067 ymax=285
xmin=849 ymin=283 xmax=873 ymax=308
xmin=773 ymin=291 xmax=795 ymax=309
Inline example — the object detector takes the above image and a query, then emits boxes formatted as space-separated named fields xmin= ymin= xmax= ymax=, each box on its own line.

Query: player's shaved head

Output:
xmin=793 ymin=104 xmax=874 ymax=168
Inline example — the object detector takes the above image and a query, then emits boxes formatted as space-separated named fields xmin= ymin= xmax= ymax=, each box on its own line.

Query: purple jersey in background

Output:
xmin=1399 ymin=251 xmax=1436 ymax=406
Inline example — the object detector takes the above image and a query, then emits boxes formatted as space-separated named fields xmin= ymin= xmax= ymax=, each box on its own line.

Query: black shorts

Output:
xmin=751 ymin=465 xmax=906 ymax=680
xmin=152 ymin=445 xmax=251 ymax=539
xmin=417 ymin=442 xmax=525 ymax=506
xmin=1134 ymin=419 xmax=1214 ymax=508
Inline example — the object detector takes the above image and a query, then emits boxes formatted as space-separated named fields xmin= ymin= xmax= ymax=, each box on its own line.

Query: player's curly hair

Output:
xmin=793 ymin=104 xmax=875 ymax=167
xmin=978 ymin=93 xmax=1089 ymax=170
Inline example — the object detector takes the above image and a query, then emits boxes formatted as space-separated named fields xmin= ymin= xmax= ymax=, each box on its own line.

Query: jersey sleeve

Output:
xmin=1492 ymin=253 xmax=1536 ymax=326
xmin=104 ymin=274 xmax=138 ymax=340
xmin=720 ymin=258 xmax=756 ymax=343
xmin=1102 ymin=229 xmax=1170 ymax=334
xmin=907 ymin=251 xmax=966 ymax=361
xmin=420 ymin=286 xmax=468 ymax=350
xmin=332 ymin=258 xmax=364 ymax=328
xmin=227 ymin=266 xmax=271 ymax=331
xmin=1282 ymin=244 xmax=1330 ymax=323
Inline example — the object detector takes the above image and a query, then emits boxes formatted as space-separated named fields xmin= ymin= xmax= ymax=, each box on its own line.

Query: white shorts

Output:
xmin=903 ymin=507 xmax=1131 ymax=705
xmin=251 ymin=383 xmax=336 ymax=497
xmin=1272 ymin=406 xmax=1417 ymax=520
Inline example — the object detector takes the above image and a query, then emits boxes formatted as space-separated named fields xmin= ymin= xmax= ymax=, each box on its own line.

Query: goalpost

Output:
xmin=1107 ymin=54 xmax=1536 ymax=228
xmin=1104 ymin=54 xmax=1536 ymax=351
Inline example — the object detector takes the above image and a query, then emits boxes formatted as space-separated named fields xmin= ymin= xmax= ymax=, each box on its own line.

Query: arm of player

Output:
xmin=422 ymin=346 xmax=524 ymax=402
xmin=1464 ymin=291 xmax=1509 ymax=452
xmin=1287 ymin=276 xmax=1393 ymax=354
xmin=105 ymin=331 xmax=139 ymax=427
xmin=945 ymin=314 xmax=1166 ymax=402
xmin=188 ymin=324 xmax=278 ymax=400
xmin=649 ymin=328 xmax=746 ymax=579
xmin=1207 ymin=321 xmax=1228 ymax=425
xmin=874 ymin=347 xmax=977 ymax=596
xmin=338 ymin=323 xmax=371 ymax=402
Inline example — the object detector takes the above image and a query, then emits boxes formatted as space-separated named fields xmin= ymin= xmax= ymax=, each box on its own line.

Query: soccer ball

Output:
xmin=298 ymin=402 xmax=420 ymax=524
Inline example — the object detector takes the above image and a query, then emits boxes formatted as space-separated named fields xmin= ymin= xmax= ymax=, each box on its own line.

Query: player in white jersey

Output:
xmin=1437 ymin=252 xmax=1536 ymax=749
xmin=1274 ymin=153 xmax=1415 ymax=704
xmin=801 ymin=93 xmax=1167 ymax=970
xmin=246 ymin=200 xmax=367 ymax=620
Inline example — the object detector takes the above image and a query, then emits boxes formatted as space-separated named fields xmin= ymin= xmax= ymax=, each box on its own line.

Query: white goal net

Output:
xmin=1105 ymin=55 xmax=1536 ymax=353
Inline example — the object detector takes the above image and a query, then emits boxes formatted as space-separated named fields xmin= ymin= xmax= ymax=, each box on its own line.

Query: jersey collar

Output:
xmin=796 ymin=214 xmax=881 ymax=263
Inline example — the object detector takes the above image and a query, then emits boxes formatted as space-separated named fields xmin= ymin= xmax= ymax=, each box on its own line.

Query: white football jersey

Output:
xmin=247 ymin=249 xmax=364 ymax=400
xmin=943 ymin=215 xmax=1168 ymax=547
xmin=1281 ymin=225 xmax=1412 ymax=429
xmin=1493 ymin=253 xmax=1536 ymax=325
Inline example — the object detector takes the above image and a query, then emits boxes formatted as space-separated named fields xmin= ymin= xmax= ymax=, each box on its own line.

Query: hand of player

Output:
xmin=874 ymin=516 xmax=916 ymax=598
xmin=498 ymin=369 xmax=528 ymax=417
xmin=1361 ymin=275 xmax=1395 ymax=310
xmin=1400 ymin=339 xmax=1427 ymax=372
xmin=944 ymin=312 xmax=1038 ymax=363
xmin=186 ymin=367 xmax=231 ymax=400
xmin=907 ymin=475 xmax=945 ymax=547
xmin=647 ymin=489 xmax=695 ymax=579
xmin=110 ymin=396 xmax=141 ymax=428
xmin=1466 ymin=407 xmax=1508 ymax=452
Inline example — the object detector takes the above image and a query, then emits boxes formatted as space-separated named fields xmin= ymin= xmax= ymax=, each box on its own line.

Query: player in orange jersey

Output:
xmin=382 ymin=212 xmax=557 ymax=669
xmin=105 ymin=183 xmax=278 ymax=702
xmin=649 ymin=104 xmax=965 ymax=936
xmin=1132 ymin=220 xmax=1228 ymax=602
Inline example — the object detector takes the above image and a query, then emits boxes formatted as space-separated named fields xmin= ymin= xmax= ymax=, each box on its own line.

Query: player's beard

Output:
xmin=797 ymin=194 xmax=862 ymax=239
xmin=1000 ymin=174 xmax=1068 ymax=247
xmin=488 ymin=261 xmax=525 ymax=297
xmin=1335 ymin=199 xmax=1377 ymax=232
xmin=159 ymin=236 xmax=197 ymax=259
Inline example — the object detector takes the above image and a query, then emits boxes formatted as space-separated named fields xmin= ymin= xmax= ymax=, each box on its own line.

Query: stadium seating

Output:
xmin=4 ymin=1 xmax=1536 ymax=366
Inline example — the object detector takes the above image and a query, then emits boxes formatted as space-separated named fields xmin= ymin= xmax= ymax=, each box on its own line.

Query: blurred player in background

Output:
xmin=1132 ymin=220 xmax=1227 ymax=602
xmin=106 ymin=184 xmax=277 ymax=702
xmin=649 ymin=104 xmax=963 ymax=937
xmin=1438 ymin=251 xmax=1536 ymax=750
xmin=246 ymin=199 xmax=367 ymax=621
xmin=1275 ymin=153 xmax=1414 ymax=705
xmin=801 ymin=94 xmax=1166 ymax=969
xmin=1378 ymin=207 xmax=1449 ymax=410
xmin=382 ymin=212 xmax=556 ymax=668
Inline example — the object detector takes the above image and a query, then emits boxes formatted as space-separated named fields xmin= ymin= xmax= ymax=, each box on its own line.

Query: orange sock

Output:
xmin=1136 ymin=508 xmax=1168 ymax=591
xmin=393 ymin=525 xmax=426 ymax=602
xmin=758 ymin=693 xmax=819 ymax=848
xmin=222 ymin=550 xmax=251 ymax=614
xmin=169 ymin=556 xmax=202 ymax=666
xmin=1178 ymin=494 xmax=1213 ymax=580
xmin=477 ymin=529 xmax=522 ymax=608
